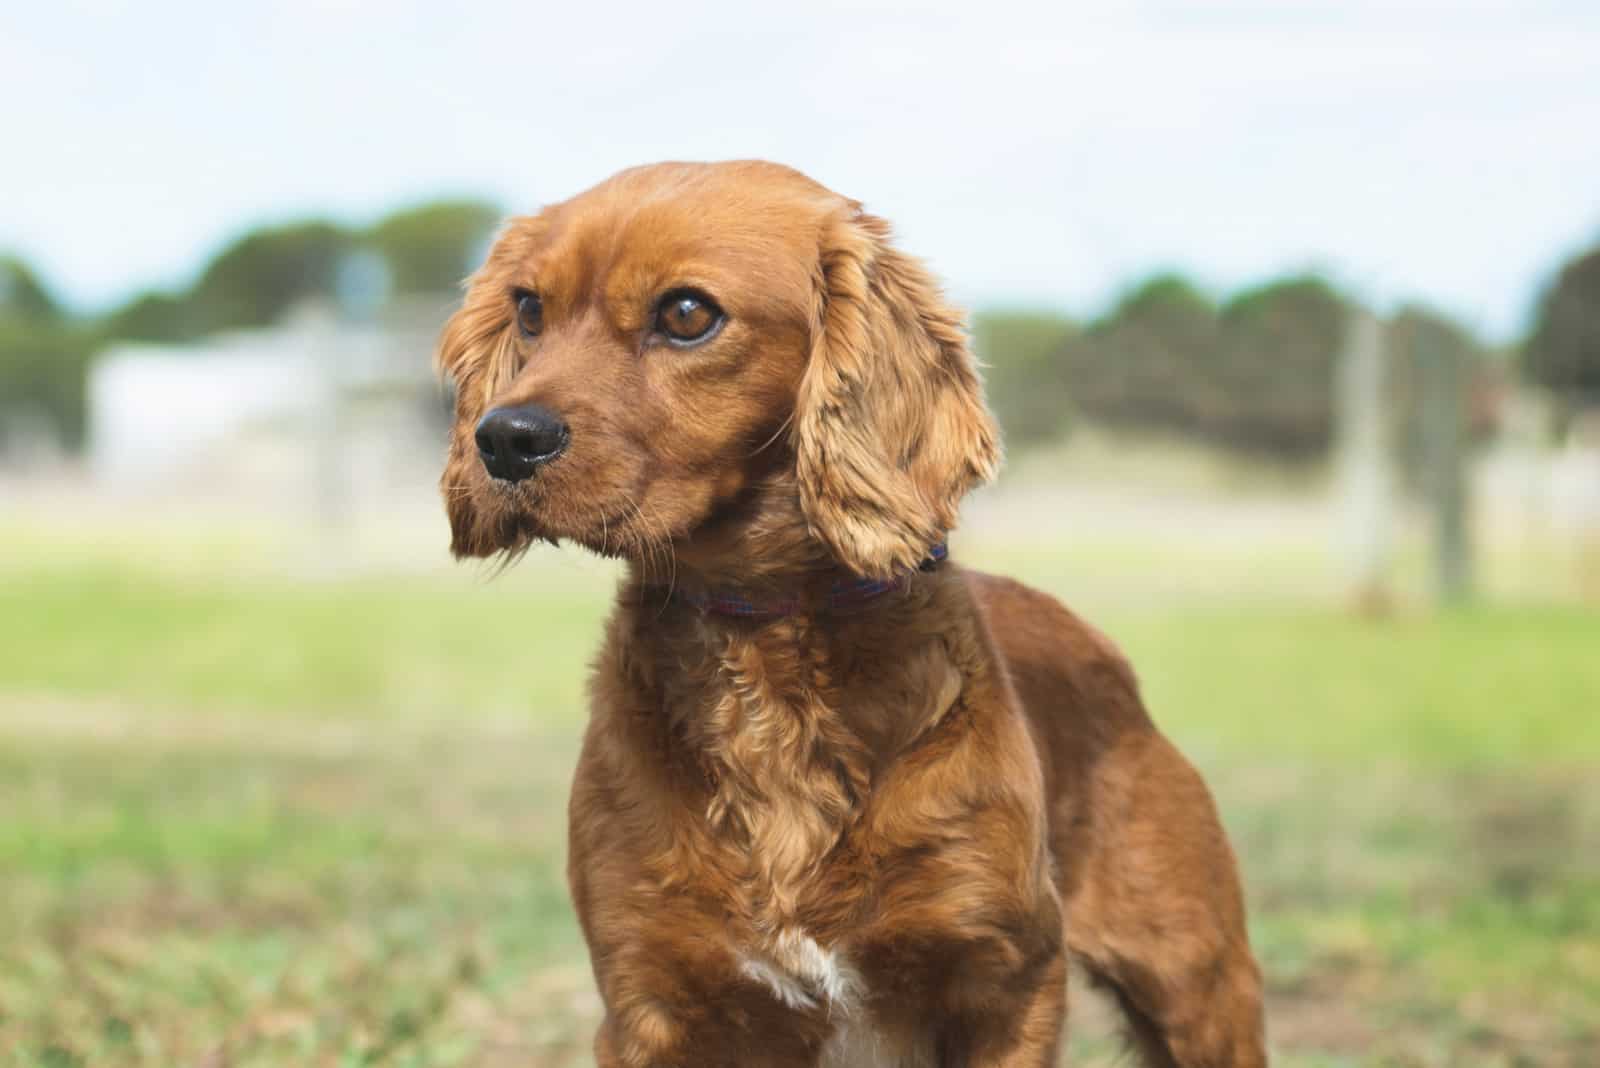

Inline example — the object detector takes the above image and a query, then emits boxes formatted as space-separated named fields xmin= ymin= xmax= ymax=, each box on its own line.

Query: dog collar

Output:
xmin=678 ymin=543 xmax=948 ymax=619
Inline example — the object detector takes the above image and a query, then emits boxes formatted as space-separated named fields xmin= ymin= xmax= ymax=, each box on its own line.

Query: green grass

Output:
xmin=1121 ymin=604 xmax=1600 ymax=767
xmin=2 ymin=523 xmax=1598 ymax=1066
xmin=0 ymin=712 xmax=586 ymax=1067
xmin=0 ymin=539 xmax=611 ymax=721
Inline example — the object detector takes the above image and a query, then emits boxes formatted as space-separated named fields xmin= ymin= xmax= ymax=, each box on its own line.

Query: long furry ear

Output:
xmin=794 ymin=210 xmax=1002 ymax=578
xmin=435 ymin=215 xmax=539 ymax=557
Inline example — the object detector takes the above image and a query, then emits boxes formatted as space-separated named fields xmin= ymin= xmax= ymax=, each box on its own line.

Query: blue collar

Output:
xmin=678 ymin=543 xmax=948 ymax=619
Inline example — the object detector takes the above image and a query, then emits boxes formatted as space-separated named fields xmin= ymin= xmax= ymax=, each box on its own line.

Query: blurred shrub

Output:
xmin=1054 ymin=273 xmax=1347 ymax=459
xmin=0 ymin=259 xmax=90 ymax=449
xmin=1524 ymin=243 xmax=1600 ymax=424
xmin=101 ymin=289 xmax=194 ymax=343
xmin=367 ymin=199 xmax=499 ymax=295
xmin=99 ymin=222 xmax=355 ymax=343
xmin=1211 ymin=276 xmax=1347 ymax=456
xmin=1064 ymin=274 xmax=1219 ymax=435
xmin=0 ymin=256 xmax=62 ymax=322
xmin=970 ymin=310 xmax=1076 ymax=445
xmin=187 ymin=221 xmax=357 ymax=334
xmin=0 ymin=320 xmax=95 ymax=449
xmin=99 ymin=199 xmax=501 ymax=344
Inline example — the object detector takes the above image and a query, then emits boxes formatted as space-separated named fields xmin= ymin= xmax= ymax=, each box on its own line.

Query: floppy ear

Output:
xmin=794 ymin=209 xmax=1002 ymax=578
xmin=435 ymin=216 xmax=538 ymax=557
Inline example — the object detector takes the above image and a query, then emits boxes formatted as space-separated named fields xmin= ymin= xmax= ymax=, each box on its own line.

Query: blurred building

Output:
xmin=87 ymin=299 xmax=450 ymax=512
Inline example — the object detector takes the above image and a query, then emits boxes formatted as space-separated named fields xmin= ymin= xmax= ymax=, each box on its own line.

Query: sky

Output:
xmin=2 ymin=0 xmax=1598 ymax=342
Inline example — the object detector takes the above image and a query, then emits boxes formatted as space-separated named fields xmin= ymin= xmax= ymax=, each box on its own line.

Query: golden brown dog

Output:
xmin=437 ymin=161 xmax=1266 ymax=1067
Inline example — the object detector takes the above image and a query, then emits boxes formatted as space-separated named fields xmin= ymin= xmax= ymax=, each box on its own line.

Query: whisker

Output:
xmin=746 ymin=411 xmax=797 ymax=459
xmin=637 ymin=497 xmax=678 ymax=610
xmin=618 ymin=490 xmax=677 ymax=613
xmin=616 ymin=491 xmax=654 ymax=594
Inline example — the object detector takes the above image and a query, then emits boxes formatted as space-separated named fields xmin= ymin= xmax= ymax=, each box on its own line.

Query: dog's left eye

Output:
xmin=513 ymin=290 xmax=542 ymax=338
xmin=656 ymin=291 xmax=723 ymax=346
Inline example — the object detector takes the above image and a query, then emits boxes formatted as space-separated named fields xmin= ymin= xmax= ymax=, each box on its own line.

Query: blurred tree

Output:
xmin=185 ymin=221 xmax=356 ymax=333
xmin=95 ymin=199 xmax=501 ymax=347
xmin=1524 ymin=244 xmax=1600 ymax=425
xmin=101 ymin=289 xmax=193 ymax=343
xmin=1065 ymin=273 xmax=1219 ymax=433
xmin=0 ymin=257 xmax=88 ymax=449
xmin=0 ymin=256 xmax=62 ymax=322
xmin=366 ymin=199 xmax=500 ymax=295
xmin=970 ymin=310 xmax=1076 ymax=445
xmin=1214 ymin=276 xmax=1347 ymax=457
xmin=1048 ymin=273 xmax=1363 ymax=459
xmin=0 ymin=321 xmax=95 ymax=448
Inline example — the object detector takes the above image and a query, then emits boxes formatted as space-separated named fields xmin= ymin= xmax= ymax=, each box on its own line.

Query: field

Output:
xmin=2 ymin=509 xmax=1598 ymax=1067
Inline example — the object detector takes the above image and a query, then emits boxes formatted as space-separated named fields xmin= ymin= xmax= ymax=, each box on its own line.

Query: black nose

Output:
xmin=474 ymin=404 xmax=569 ymax=483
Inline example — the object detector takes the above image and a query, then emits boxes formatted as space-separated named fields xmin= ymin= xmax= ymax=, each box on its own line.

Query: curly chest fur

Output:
xmin=673 ymin=615 xmax=964 ymax=933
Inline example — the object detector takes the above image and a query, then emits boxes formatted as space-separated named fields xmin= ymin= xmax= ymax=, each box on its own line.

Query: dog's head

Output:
xmin=438 ymin=161 xmax=999 ymax=580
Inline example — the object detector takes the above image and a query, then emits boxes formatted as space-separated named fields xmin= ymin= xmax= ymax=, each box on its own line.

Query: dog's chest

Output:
xmin=682 ymin=630 xmax=963 ymax=918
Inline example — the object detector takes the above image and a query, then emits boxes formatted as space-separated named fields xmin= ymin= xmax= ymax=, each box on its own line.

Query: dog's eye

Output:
xmin=656 ymin=291 xmax=723 ymax=346
xmin=513 ymin=290 xmax=542 ymax=338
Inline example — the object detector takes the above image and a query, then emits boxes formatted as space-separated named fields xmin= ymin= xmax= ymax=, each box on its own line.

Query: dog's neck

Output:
xmin=668 ymin=544 xmax=946 ymax=619
xmin=628 ymin=467 xmax=945 ymax=613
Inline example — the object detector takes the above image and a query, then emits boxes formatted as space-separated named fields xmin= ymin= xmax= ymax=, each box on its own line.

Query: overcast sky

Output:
xmin=3 ymin=0 xmax=1597 ymax=340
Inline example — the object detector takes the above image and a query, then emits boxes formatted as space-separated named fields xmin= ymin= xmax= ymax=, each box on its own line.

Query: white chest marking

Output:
xmin=739 ymin=929 xmax=861 ymax=1014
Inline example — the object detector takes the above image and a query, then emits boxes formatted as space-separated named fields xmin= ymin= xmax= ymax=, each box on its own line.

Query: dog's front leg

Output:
xmin=935 ymin=947 xmax=1067 ymax=1068
xmin=586 ymin=936 xmax=840 ymax=1068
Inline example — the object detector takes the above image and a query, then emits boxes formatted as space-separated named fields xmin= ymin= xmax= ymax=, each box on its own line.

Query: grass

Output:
xmin=0 ymin=523 xmax=613 ymax=722
xmin=0 ymin=709 xmax=587 ymax=1067
xmin=2 ymin=521 xmax=1598 ymax=1066
xmin=1122 ymin=604 xmax=1600 ymax=767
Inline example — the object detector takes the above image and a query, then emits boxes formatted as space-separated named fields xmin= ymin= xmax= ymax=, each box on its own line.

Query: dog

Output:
xmin=437 ymin=161 xmax=1266 ymax=1067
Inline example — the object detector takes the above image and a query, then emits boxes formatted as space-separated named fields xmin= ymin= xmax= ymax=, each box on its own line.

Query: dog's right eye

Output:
xmin=655 ymin=290 xmax=724 ymax=347
xmin=513 ymin=291 xmax=543 ymax=338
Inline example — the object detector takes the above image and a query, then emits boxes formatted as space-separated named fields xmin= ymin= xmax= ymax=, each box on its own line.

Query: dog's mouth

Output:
xmin=476 ymin=474 xmax=677 ymax=564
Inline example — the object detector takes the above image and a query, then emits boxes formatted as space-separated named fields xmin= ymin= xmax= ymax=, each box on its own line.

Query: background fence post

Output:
xmin=1336 ymin=308 xmax=1394 ymax=614
xmin=1419 ymin=324 xmax=1473 ymax=604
